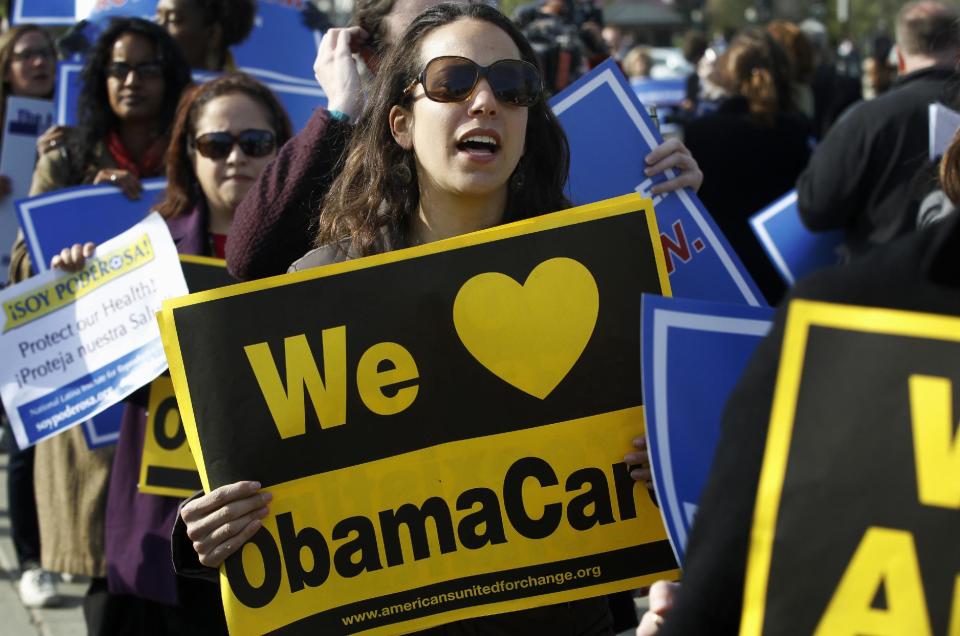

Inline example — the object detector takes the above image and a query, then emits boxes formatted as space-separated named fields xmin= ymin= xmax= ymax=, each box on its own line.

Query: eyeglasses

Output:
xmin=192 ymin=129 xmax=277 ymax=159
xmin=105 ymin=61 xmax=164 ymax=80
xmin=402 ymin=56 xmax=542 ymax=107
xmin=12 ymin=48 xmax=54 ymax=63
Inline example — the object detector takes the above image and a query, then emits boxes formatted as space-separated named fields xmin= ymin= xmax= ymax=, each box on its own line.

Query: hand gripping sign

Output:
xmin=159 ymin=194 xmax=679 ymax=635
xmin=741 ymin=301 xmax=960 ymax=636
xmin=0 ymin=213 xmax=187 ymax=448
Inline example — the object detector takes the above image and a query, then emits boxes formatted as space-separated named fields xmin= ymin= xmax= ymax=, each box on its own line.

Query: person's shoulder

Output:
xmin=287 ymin=242 xmax=350 ymax=273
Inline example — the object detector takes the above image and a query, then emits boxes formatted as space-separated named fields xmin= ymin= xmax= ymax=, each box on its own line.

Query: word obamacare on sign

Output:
xmin=0 ymin=214 xmax=186 ymax=448
xmin=160 ymin=194 xmax=679 ymax=634
xmin=742 ymin=301 xmax=960 ymax=635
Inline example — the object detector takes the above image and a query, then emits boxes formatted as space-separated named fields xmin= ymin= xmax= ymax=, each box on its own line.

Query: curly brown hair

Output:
xmin=155 ymin=73 xmax=293 ymax=219
xmin=317 ymin=2 xmax=571 ymax=256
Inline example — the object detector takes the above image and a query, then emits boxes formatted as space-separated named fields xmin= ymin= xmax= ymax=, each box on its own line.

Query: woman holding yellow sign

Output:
xmin=175 ymin=4 xmax=685 ymax=633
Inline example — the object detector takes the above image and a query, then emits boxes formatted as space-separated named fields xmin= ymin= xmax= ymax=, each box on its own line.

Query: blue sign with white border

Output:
xmin=16 ymin=178 xmax=166 ymax=274
xmin=11 ymin=0 xmax=73 ymax=25
xmin=55 ymin=63 xmax=325 ymax=132
xmin=641 ymin=294 xmax=773 ymax=565
xmin=748 ymin=190 xmax=843 ymax=286
xmin=552 ymin=59 xmax=764 ymax=306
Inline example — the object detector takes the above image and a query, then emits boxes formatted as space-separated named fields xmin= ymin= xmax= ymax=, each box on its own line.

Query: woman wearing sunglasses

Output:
xmin=6 ymin=17 xmax=190 ymax=635
xmin=57 ymin=73 xmax=292 ymax=634
xmin=49 ymin=73 xmax=291 ymax=633
xmin=175 ymin=5 xmax=639 ymax=633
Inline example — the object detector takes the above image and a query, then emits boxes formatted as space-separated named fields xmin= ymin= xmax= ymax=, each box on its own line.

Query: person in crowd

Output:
xmin=766 ymin=20 xmax=815 ymax=119
xmin=799 ymin=18 xmax=861 ymax=139
xmin=51 ymin=73 xmax=291 ymax=634
xmin=6 ymin=17 xmax=190 ymax=635
xmin=679 ymin=29 xmax=708 ymax=114
xmin=155 ymin=0 xmax=256 ymax=71
xmin=635 ymin=105 xmax=960 ymax=636
xmin=623 ymin=45 xmax=653 ymax=80
xmin=0 ymin=23 xmax=59 ymax=609
xmin=172 ymin=5 xmax=667 ymax=633
xmin=861 ymin=35 xmax=897 ymax=100
xmin=797 ymin=0 xmax=960 ymax=259
xmin=682 ymin=29 xmax=812 ymax=305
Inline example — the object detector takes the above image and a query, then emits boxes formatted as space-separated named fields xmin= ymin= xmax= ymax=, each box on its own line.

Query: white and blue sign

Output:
xmin=749 ymin=190 xmax=843 ymax=286
xmin=0 ymin=97 xmax=55 ymax=287
xmin=641 ymin=294 xmax=773 ymax=565
xmin=0 ymin=214 xmax=187 ymax=449
xmin=552 ymin=59 xmax=764 ymax=306
xmin=81 ymin=405 xmax=122 ymax=449
xmin=16 ymin=178 xmax=166 ymax=274
xmin=55 ymin=63 xmax=325 ymax=132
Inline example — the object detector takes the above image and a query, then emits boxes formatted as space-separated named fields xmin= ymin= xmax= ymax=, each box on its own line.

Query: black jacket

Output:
xmin=797 ymin=66 xmax=956 ymax=257
xmin=683 ymin=96 xmax=813 ymax=305
xmin=658 ymin=211 xmax=960 ymax=634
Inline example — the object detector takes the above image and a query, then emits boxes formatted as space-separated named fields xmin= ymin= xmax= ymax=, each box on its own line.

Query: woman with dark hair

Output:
xmin=174 ymin=4 xmax=625 ymax=633
xmin=48 ymin=73 xmax=292 ymax=634
xmin=98 ymin=73 xmax=289 ymax=635
xmin=0 ymin=23 xmax=59 ymax=609
xmin=6 ymin=16 xmax=189 ymax=635
xmin=156 ymin=0 xmax=257 ymax=71
xmin=682 ymin=29 xmax=813 ymax=305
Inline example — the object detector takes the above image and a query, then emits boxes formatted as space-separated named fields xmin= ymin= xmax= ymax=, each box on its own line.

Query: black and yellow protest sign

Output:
xmin=160 ymin=194 xmax=678 ymax=635
xmin=741 ymin=300 xmax=960 ymax=636
xmin=138 ymin=255 xmax=235 ymax=497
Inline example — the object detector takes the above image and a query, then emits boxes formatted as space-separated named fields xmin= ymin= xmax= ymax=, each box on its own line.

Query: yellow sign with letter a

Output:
xmin=160 ymin=194 xmax=678 ymax=635
xmin=741 ymin=301 xmax=960 ymax=636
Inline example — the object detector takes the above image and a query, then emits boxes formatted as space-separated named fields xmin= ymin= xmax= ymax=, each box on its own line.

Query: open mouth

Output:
xmin=456 ymin=134 xmax=500 ymax=155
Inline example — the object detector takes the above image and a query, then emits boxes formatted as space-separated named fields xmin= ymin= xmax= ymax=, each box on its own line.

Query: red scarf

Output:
xmin=106 ymin=130 xmax=166 ymax=178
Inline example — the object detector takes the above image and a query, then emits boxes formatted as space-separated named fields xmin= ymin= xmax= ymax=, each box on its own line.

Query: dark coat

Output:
xmin=797 ymin=66 xmax=955 ymax=257
xmin=683 ymin=96 xmax=813 ymax=305
xmin=659 ymin=211 xmax=960 ymax=634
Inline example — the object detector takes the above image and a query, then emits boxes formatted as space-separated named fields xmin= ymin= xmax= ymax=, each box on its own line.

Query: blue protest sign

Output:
xmin=16 ymin=179 xmax=166 ymax=273
xmin=0 ymin=97 xmax=55 ymax=288
xmin=56 ymin=63 xmax=324 ymax=132
xmin=82 ymin=0 xmax=156 ymax=21
xmin=231 ymin=2 xmax=322 ymax=87
xmin=640 ymin=294 xmax=773 ymax=566
xmin=748 ymin=190 xmax=843 ymax=286
xmin=552 ymin=59 xmax=764 ymax=306
xmin=11 ymin=0 xmax=73 ymax=25
xmin=81 ymin=404 xmax=122 ymax=449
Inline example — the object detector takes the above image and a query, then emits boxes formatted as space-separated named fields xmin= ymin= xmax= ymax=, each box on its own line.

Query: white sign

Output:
xmin=929 ymin=102 xmax=960 ymax=160
xmin=0 ymin=97 xmax=54 ymax=284
xmin=0 ymin=213 xmax=187 ymax=448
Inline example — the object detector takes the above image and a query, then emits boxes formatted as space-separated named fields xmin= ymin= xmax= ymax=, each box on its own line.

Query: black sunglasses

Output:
xmin=402 ymin=56 xmax=542 ymax=107
xmin=192 ymin=129 xmax=277 ymax=159
xmin=105 ymin=61 xmax=164 ymax=80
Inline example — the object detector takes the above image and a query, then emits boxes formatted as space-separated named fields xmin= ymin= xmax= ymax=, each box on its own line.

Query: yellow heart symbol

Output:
xmin=453 ymin=257 xmax=599 ymax=399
